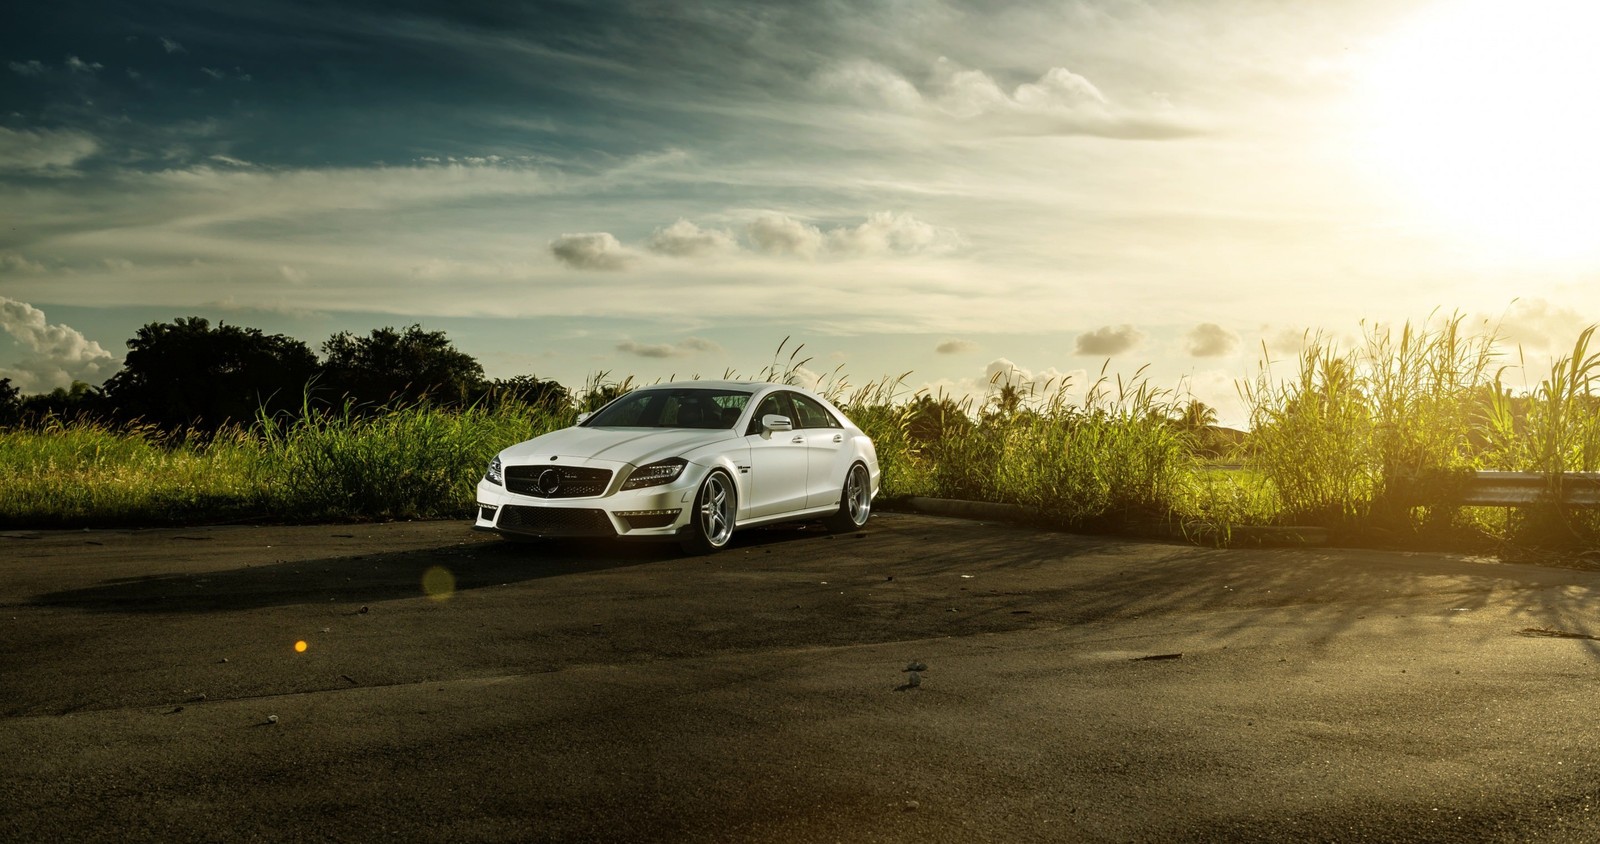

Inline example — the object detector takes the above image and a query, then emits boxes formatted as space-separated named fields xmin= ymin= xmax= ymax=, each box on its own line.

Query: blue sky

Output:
xmin=3 ymin=0 xmax=1598 ymax=424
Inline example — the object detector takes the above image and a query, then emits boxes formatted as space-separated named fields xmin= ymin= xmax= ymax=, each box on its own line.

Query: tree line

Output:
xmin=0 ymin=317 xmax=573 ymax=431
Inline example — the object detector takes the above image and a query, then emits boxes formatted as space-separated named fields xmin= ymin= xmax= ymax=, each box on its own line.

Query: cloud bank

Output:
xmin=1185 ymin=323 xmax=1239 ymax=357
xmin=646 ymin=219 xmax=738 ymax=258
xmin=1075 ymin=325 xmax=1144 ymax=356
xmin=818 ymin=58 xmax=1199 ymax=140
xmin=0 ymin=298 xmax=120 ymax=392
xmin=551 ymin=232 xmax=633 ymax=271
xmin=616 ymin=337 xmax=723 ymax=358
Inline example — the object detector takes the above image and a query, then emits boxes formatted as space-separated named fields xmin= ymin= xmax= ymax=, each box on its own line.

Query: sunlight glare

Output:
xmin=1362 ymin=0 xmax=1600 ymax=261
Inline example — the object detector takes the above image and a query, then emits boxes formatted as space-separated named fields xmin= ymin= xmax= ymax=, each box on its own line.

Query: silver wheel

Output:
xmin=844 ymin=463 xmax=871 ymax=526
xmin=682 ymin=471 xmax=736 ymax=554
xmin=826 ymin=463 xmax=872 ymax=532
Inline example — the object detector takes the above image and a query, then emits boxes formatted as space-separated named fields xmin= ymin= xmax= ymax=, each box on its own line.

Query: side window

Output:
xmin=789 ymin=393 xmax=842 ymax=429
xmin=745 ymin=392 xmax=794 ymax=435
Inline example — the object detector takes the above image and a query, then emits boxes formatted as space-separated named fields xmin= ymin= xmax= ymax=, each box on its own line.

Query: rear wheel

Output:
xmin=680 ymin=470 xmax=736 ymax=554
xmin=824 ymin=463 xmax=872 ymax=532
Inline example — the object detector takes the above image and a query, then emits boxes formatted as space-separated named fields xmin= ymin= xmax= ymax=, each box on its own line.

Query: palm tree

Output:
xmin=1176 ymin=399 xmax=1218 ymax=431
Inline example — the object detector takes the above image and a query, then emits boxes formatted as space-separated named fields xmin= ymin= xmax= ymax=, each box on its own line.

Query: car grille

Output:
xmin=496 ymin=505 xmax=616 ymax=537
xmin=504 ymin=465 xmax=613 ymax=498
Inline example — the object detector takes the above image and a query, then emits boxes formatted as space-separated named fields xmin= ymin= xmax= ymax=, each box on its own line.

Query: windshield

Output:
xmin=583 ymin=388 xmax=751 ymax=429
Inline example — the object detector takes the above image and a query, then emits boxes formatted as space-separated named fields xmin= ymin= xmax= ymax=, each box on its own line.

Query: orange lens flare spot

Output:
xmin=294 ymin=640 xmax=308 ymax=653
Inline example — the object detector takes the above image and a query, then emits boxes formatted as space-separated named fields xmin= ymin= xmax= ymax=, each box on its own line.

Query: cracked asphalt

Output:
xmin=2 ymin=512 xmax=1598 ymax=842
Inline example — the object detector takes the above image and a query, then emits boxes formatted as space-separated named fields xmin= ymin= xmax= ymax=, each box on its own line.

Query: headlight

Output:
xmin=622 ymin=457 xmax=688 ymax=490
xmin=485 ymin=455 xmax=504 ymax=486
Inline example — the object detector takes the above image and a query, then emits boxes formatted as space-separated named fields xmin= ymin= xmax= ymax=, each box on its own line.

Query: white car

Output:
xmin=474 ymin=380 xmax=880 ymax=553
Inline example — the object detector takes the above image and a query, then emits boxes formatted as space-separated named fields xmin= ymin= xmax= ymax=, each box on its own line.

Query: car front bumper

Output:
xmin=473 ymin=474 xmax=702 ymax=540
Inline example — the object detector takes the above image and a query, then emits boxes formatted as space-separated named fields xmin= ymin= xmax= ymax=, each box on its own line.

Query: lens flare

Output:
xmin=422 ymin=566 xmax=456 ymax=601
xmin=294 ymin=640 xmax=308 ymax=653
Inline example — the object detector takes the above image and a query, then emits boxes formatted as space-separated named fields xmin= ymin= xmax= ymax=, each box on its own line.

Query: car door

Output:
xmin=742 ymin=391 xmax=809 ymax=518
xmin=790 ymin=392 xmax=850 ymax=509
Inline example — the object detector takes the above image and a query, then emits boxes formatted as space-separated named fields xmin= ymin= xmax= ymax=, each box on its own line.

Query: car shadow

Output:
xmin=28 ymin=535 xmax=683 ymax=614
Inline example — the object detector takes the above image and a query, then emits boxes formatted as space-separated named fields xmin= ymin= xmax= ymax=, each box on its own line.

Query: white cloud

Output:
xmin=551 ymin=232 xmax=633 ymax=271
xmin=1185 ymin=322 xmax=1239 ymax=357
xmin=747 ymin=212 xmax=954 ymax=259
xmin=278 ymin=264 xmax=309 ymax=284
xmin=1260 ymin=326 xmax=1311 ymax=357
xmin=0 ymin=127 xmax=98 ymax=173
xmin=935 ymin=66 xmax=1015 ymax=119
xmin=101 ymin=257 xmax=135 ymax=272
xmin=1493 ymin=298 xmax=1595 ymax=356
xmin=983 ymin=357 xmax=1085 ymax=401
xmin=645 ymin=219 xmax=738 ymax=258
xmin=747 ymin=213 xmax=825 ymax=258
xmin=201 ymin=67 xmax=225 ymax=80
xmin=160 ymin=36 xmax=185 ymax=54
xmin=616 ymin=336 xmax=723 ymax=358
xmin=936 ymin=339 xmax=977 ymax=354
xmin=816 ymin=58 xmax=1196 ymax=139
xmin=826 ymin=211 xmax=956 ymax=256
xmin=1012 ymin=67 xmax=1109 ymax=111
xmin=8 ymin=60 xmax=45 ymax=77
xmin=64 ymin=55 xmax=103 ymax=74
xmin=0 ymin=297 xmax=120 ymax=392
xmin=1075 ymin=325 xmax=1144 ymax=356
xmin=816 ymin=60 xmax=924 ymax=111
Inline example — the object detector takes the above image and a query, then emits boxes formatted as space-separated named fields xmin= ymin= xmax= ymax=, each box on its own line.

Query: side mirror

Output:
xmin=762 ymin=414 xmax=793 ymax=433
xmin=576 ymin=411 xmax=592 ymax=424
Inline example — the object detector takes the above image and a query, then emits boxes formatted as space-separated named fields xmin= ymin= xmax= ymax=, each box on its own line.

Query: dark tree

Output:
xmin=100 ymin=317 xmax=320 ymax=430
xmin=0 ymin=378 xmax=20 ymax=426
xmin=480 ymin=375 xmax=570 ymax=410
xmin=320 ymin=324 xmax=484 ymax=409
xmin=19 ymin=381 xmax=102 ymax=423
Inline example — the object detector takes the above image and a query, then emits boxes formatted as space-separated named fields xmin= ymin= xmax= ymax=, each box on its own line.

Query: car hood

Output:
xmin=500 ymin=426 xmax=737 ymax=468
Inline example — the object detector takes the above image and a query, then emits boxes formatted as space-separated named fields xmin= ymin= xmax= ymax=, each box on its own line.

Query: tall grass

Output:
xmin=258 ymin=400 xmax=571 ymax=521
xmin=0 ymin=420 xmax=265 ymax=527
xmin=1238 ymin=315 xmax=1599 ymax=547
xmin=2 ymin=318 xmax=1597 ymax=549
xmin=0 ymin=401 xmax=570 ymax=528
xmin=839 ymin=365 xmax=1195 ymax=529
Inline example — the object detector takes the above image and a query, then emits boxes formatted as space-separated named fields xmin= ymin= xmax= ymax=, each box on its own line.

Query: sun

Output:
xmin=1361 ymin=0 xmax=1600 ymax=261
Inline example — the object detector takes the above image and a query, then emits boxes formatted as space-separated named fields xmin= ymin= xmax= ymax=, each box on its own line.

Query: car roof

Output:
xmin=634 ymin=380 xmax=788 ymax=395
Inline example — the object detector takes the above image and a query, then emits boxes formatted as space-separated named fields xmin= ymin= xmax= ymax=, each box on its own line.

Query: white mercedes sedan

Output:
xmin=474 ymin=381 xmax=880 ymax=553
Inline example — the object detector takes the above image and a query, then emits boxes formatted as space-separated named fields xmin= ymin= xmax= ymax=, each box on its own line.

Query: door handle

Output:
xmin=832 ymin=434 xmax=843 ymax=443
xmin=791 ymin=435 xmax=805 ymax=444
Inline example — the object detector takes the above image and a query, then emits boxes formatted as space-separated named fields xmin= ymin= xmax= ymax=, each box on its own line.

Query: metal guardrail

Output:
xmin=1454 ymin=472 xmax=1600 ymax=508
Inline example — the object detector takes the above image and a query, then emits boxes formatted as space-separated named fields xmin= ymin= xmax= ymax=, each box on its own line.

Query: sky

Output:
xmin=3 ymin=0 xmax=1599 ymax=426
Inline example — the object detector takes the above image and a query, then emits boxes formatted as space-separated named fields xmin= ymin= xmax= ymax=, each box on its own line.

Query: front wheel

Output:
xmin=680 ymin=470 xmax=736 ymax=554
xmin=824 ymin=463 xmax=872 ymax=532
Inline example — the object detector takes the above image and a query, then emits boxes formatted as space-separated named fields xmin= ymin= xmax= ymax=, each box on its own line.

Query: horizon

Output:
xmin=4 ymin=0 xmax=1599 ymax=428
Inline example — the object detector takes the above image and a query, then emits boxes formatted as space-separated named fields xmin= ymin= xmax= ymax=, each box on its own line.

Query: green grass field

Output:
xmin=3 ymin=318 xmax=1597 ymax=550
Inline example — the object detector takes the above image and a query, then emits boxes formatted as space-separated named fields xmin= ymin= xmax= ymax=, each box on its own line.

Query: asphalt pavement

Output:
xmin=2 ymin=513 xmax=1598 ymax=842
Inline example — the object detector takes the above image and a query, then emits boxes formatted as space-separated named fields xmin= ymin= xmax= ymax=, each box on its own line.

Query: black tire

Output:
xmin=680 ymin=470 xmax=737 ymax=554
xmin=824 ymin=462 xmax=873 ymax=532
